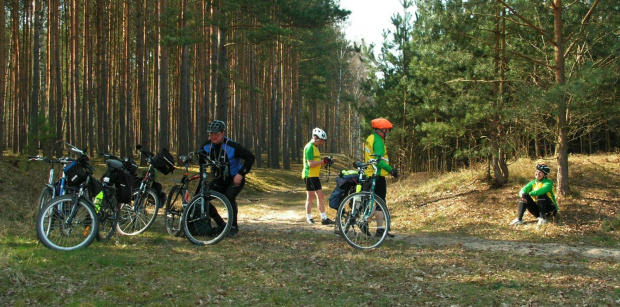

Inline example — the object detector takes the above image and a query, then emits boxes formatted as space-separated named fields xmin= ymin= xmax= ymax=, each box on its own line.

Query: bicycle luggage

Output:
xmin=329 ymin=170 xmax=361 ymax=210
xmin=152 ymin=148 xmax=175 ymax=175
xmin=64 ymin=160 xmax=89 ymax=186
xmin=107 ymin=169 xmax=134 ymax=203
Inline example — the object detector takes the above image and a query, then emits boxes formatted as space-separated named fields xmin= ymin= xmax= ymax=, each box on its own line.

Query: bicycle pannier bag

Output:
xmin=152 ymin=148 xmax=175 ymax=175
xmin=64 ymin=161 xmax=88 ymax=186
xmin=108 ymin=169 xmax=134 ymax=203
xmin=328 ymin=170 xmax=360 ymax=210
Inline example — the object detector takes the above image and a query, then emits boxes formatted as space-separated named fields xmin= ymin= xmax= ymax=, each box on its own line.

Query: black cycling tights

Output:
xmin=517 ymin=194 xmax=556 ymax=220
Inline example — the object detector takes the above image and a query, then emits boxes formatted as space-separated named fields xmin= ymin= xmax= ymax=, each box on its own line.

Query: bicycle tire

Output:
xmin=38 ymin=186 xmax=54 ymax=211
xmin=182 ymin=191 xmax=232 ymax=245
xmin=165 ymin=185 xmax=185 ymax=237
xmin=96 ymin=198 xmax=120 ymax=242
xmin=36 ymin=195 xmax=98 ymax=251
xmin=116 ymin=188 xmax=159 ymax=236
xmin=336 ymin=192 xmax=391 ymax=250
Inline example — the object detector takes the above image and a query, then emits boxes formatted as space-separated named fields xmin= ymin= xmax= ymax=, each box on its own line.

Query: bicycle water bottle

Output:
xmin=353 ymin=183 xmax=363 ymax=210
xmin=94 ymin=191 xmax=104 ymax=213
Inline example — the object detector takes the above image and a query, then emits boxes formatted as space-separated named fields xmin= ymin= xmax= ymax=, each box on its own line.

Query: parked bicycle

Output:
xmin=36 ymin=143 xmax=126 ymax=250
xmin=28 ymin=155 xmax=74 ymax=211
xmin=335 ymin=155 xmax=392 ymax=250
xmin=99 ymin=153 xmax=138 ymax=241
xmin=165 ymin=153 xmax=200 ymax=237
xmin=115 ymin=146 xmax=174 ymax=236
xmin=181 ymin=150 xmax=233 ymax=245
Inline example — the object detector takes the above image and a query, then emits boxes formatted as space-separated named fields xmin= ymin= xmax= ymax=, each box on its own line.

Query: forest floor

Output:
xmin=236 ymin=190 xmax=620 ymax=261
xmin=1 ymin=153 xmax=619 ymax=305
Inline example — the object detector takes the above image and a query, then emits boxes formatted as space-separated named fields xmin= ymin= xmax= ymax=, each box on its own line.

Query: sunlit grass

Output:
xmin=0 ymin=153 xmax=619 ymax=305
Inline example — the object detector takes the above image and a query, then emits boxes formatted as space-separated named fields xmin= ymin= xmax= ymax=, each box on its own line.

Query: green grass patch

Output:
xmin=1 ymin=153 xmax=619 ymax=305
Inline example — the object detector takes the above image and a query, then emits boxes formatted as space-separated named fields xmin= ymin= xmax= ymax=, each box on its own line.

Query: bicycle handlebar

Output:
xmin=28 ymin=155 xmax=74 ymax=164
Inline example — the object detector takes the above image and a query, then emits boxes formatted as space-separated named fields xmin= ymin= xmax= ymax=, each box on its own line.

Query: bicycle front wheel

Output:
xmin=38 ymin=186 xmax=54 ymax=211
xmin=36 ymin=195 xmax=98 ymax=251
xmin=336 ymin=192 xmax=391 ymax=250
xmin=182 ymin=191 xmax=232 ymax=245
xmin=165 ymin=185 xmax=185 ymax=237
xmin=97 ymin=199 xmax=120 ymax=242
xmin=116 ymin=188 xmax=159 ymax=236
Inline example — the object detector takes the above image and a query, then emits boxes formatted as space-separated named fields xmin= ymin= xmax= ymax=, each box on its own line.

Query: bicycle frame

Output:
xmin=29 ymin=156 xmax=74 ymax=202
xmin=352 ymin=157 xmax=383 ymax=222
xmin=170 ymin=155 xmax=200 ymax=203
xmin=189 ymin=151 xmax=224 ymax=222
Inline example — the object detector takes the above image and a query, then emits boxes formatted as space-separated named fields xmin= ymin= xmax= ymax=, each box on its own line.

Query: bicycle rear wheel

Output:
xmin=165 ymin=185 xmax=185 ymax=237
xmin=116 ymin=188 xmax=159 ymax=236
xmin=36 ymin=195 xmax=98 ymax=251
xmin=336 ymin=192 xmax=391 ymax=250
xmin=97 ymin=199 xmax=120 ymax=242
xmin=182 ymin=191 xmax=232 ymax=245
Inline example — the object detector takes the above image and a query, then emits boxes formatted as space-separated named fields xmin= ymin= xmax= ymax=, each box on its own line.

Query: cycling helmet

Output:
xmin=536 ymin=163 xmax=551 ymax=175
xmin=312 ymin=127 xmax=327 ymax=140
xmin=371 ymin=118 xmax=393 ymax=130
xmin=207 ymin=120 xmax=227 ymax=133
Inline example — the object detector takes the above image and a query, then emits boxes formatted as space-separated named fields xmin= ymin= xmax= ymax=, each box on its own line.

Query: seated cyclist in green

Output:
xmin=510 ymin=163 xmax=558 ymax=226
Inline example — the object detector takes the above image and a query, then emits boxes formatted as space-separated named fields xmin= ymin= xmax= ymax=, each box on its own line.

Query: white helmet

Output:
xmin=312 ymin=127 xmax=327 ymax=140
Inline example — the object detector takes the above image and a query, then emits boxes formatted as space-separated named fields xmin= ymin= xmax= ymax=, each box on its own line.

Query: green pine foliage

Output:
xmin=357 ymin=0 xmax=619 ymax=176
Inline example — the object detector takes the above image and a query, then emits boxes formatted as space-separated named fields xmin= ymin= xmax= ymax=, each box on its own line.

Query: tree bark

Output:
xmin=0 ymin=0 xmax=5 ymax=159
xmin=29 ymin=0 xmax=41 ymax=155
xmin=158 ymin=0 xmax=170 ymax=151
xmin=553 ymin=0 xmax=570 ymax=196
xmin=136 ymin=0 xmax=148 ymax=163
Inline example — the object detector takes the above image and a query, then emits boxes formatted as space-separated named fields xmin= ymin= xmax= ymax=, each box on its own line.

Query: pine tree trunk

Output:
xmin=29 ymin=0 xmax=41 ymax=155
xmin=0 ymin=0 xmax=5 ymax=159
xmin=216 ymin=27 xmax=228 ymax=122
xmin=136 ymin=0 xmax=148 ymax=162
xmin=158 ymin=0 xmax=170 ymax=151
xmin=553 ymin=0 xmax=570 ymax=196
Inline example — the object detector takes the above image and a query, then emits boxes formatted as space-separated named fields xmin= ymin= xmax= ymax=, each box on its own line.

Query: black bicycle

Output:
xmin=165 ymin=153 xmax=200 ymax=237
xmin=115 ymin=146 xmax=173 ymax=236
xmin=180 ymin=150 xmax=233 ymax=245
xmin=36 ymin=143 xmax=125 ymax=250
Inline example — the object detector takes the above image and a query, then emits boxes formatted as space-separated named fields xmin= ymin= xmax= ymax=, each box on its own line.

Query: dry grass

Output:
xmin=388 ymin=154 xmax=620 ymax=245
xmin=1 ymin=153 xmax=619 ymax=305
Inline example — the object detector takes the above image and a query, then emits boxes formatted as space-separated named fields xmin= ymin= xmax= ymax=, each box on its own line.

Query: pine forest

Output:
xmin=0 ymin=0 xmax=618 ymax=196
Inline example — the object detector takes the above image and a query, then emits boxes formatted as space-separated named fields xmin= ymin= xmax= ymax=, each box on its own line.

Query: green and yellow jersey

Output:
xmin=364 ymin=132 xmax=393 ymax=177
xmin=302 ymin=141 xmax=322 ymax=179
xmin=519 ymin=177 xmax=559 ymax=211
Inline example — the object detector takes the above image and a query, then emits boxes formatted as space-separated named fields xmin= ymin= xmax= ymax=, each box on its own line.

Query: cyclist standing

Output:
xmin=199 ymin=120 xmax=255 ymax=237
xmin=302 ymin=127 xmax=335 ymax=225
xmin=364 ymin=118 xmax=399 ymax=237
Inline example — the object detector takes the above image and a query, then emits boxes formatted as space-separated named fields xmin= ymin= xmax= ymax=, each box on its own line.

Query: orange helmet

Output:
xmin=371 ymin=118 xmax=393 ymax=129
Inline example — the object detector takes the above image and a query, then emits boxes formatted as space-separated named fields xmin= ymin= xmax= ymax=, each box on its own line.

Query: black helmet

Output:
xmin=536 ymin=163 xmax=550 ymax=175
xmin=207 ymin=120 xmax=226 ymax=133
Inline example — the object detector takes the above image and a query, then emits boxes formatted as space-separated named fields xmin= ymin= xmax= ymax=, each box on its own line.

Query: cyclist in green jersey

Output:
xmin=510 ymin=163 xmax=558 ymax=226
xmin=364 ymin=118 xmax=399 ymax=238
xmin=302 ymin=128 xmax=335 ymax=225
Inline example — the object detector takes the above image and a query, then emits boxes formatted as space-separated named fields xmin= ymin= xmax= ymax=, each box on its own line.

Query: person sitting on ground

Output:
xmin=301 ymin=127 xmax=335 ymax=226
xmin=510 ymin=163 xmax=559 ymax=226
